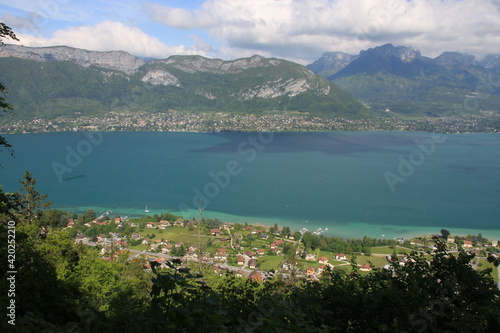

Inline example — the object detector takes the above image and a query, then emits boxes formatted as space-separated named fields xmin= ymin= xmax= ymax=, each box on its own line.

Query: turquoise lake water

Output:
xmin=1 ymin=131 xmax=499 ymax=239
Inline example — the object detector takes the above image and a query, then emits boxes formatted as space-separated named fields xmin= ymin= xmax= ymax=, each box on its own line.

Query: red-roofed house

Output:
xmin=359 ymin=264 xmax=372 ymax=272
xmin=318 ymin=256 xmax=329 ymax=264
xmin=463 ymin=240 xmax=473 ymax=248
xmin=210 ymin=228 xmax=221 ymax=236
xmin=237 ymin=255 xmax=245 ymax=266
xmin=249 ymin=271 xmax=263 ymax=282
xmin=215 ymin=248 xmax=228 ymax=261
xmin=245 ymin=250 xmax=255 ymax=259
xmin=335 ymin=253 xmax=347 ymax=260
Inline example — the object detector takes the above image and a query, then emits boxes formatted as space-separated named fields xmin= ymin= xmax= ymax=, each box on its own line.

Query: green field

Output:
xmin=478 ymin=259 xmax=499 ymax=282
xmin=257 ymin=256 xmax=284 ymax=271
xmin=371 ymin=246 xmax=413 ymax=255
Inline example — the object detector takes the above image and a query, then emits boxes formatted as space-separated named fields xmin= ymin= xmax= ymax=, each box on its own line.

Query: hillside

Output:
xmin=307 ymin=44 xmax=500 ymax=116
xmin=0 ymin=45 xmax=371 ymax=122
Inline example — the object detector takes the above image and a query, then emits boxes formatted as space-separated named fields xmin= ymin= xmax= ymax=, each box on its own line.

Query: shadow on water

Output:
xmin=63 ymin=174 xmax=87 ymax=181
xmin=190 ymin=132 xmax=423 ymax=155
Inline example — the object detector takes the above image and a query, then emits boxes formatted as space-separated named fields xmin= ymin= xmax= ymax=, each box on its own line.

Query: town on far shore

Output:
xmin=65 ymin=209 xmax=500 ymax=283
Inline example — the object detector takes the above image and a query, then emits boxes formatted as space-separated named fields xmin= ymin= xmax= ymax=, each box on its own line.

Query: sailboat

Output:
xmin=145 ymin=205 xmax=150 ymax=213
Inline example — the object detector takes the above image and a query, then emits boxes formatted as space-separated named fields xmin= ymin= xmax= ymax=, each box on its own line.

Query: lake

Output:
xmin=1 ymin=131 xmax=499 ymax=240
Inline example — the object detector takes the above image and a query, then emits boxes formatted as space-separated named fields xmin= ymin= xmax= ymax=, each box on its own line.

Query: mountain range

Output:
xmin=0 ymin=45 xmax=370 ymax=122
xmin=307 ymin=43 xmax=500 ymax=116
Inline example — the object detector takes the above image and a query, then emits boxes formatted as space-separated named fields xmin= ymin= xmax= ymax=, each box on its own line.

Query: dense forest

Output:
xmin=1 ymin=171 xmax=500 ymax=332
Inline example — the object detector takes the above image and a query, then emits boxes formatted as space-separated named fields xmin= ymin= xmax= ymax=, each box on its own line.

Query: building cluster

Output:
xmin=2 ymin=110 xmax=498 ymax=134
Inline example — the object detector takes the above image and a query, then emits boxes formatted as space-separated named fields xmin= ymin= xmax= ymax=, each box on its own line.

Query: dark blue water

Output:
xmin=1 ymin=131 xmax=499 ymax=239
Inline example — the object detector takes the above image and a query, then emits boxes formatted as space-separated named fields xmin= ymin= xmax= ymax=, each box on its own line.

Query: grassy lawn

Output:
xmin=371 ymin=246 xmax=413 ymax=255
xmin=139 ymin=227 xmax=211 ymax=245
xmin=478 ymin=259 xmax=499 ymax=282
xmin=354 ymin=255 xmax=389 ymax=268
xmin=127 ymin=243 xmax=149 ymax=251
xmin=258 ymin=256 xmax=284 ymax=271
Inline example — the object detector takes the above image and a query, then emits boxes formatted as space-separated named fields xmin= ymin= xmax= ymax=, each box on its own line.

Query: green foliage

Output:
xmin=0 ymin=54 xmax=372 ymax=124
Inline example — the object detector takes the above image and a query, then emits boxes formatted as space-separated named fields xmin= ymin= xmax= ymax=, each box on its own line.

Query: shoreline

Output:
xmin=56 ymin=204 xmax=500 ymax=241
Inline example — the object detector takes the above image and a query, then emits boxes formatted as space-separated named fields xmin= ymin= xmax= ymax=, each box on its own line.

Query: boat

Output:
xmin=145 ymin=205 xmax=150 ymax=213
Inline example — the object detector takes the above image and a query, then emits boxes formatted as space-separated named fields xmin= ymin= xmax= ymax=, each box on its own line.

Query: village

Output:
xmin=67 ymin=212 xmax=500 ymax=284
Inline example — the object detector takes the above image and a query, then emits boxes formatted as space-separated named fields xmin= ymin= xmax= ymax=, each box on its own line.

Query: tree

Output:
xmin=17 ymin=170 xmax=52 ymax=225
xmin=0 ymin=23 xmax=19 ymax=159
xmin=441 ymin=228 xmax=451 ymax=240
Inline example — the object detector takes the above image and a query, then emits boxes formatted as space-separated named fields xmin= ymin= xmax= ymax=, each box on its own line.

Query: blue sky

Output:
xmin=1 ymin=0 xmax=500 ymax=64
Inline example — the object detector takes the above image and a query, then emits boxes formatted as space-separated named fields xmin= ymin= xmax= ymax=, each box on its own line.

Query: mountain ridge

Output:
xmin=0 ymin=44 xmax=371 ymax=121
xmin=307 ymin=44 xmax=500 ymax=115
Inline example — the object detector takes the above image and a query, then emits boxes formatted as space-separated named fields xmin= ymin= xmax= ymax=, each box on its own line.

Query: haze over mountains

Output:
xmin=0 ymin=45 xmax=369 ymax=122
xmin=307 ymin=43 xmax=500 ymax=116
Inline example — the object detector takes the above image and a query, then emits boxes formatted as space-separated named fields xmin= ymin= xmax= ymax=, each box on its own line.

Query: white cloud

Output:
xmin=11 ymin=21 xmax=203 ymax=59
xmin=144 ymin=0 xmax=500 ymax=63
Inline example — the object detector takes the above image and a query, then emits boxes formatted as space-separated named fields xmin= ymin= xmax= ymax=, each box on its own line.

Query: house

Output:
xmin=131 ymin=233 xmax=142 ymax=239
xmin=317 ymin=265 xmax=326 ymax=274
xmin=214 ymin=248 xmax=228 ymax=261
xmin=142 ymin=239 xmax=150 ymax=245
xmin=66 ymin=221 xmax=75 ymax=228
xmin=245 ymin=250 xmax=255 ymax=259
xmin=175 ymin=242 xmax=184 ymax=248
xmin=249 ymin=271 xmax=263 ymax=282
xmin=162 ymin=245 xmax=172 ymax=254
xmin=492 ymin=240 xmax=499 ymax=247
xmin=186 ymin=251 xmax=198 ymax=259
xmin=146 ymin=222 xmax=156 ymax=228
xmin=335 ymin=253 xmax=347 ymax=261
xmin=173 ymin=219 xmax=185 ymax=227
xmin=260 ymin=233 xmax=269 ymax=240
xmin=159 ymin=220 xmax=171 ymax=227
xmin=97 ymin=234 xmax=107 ymax=242
xmin=305 ymin=254 xmax=316 ymax=261
xmin=447 ymin=237 xmax=455 ymax=243
xmin=359 ymin=264 xmax=372 ymax=272
xmin=306 ymin=267 xmax=315 ymax=275
xmin=270 ymin=243 xmax=277 ymax=249
xmin=114 ymin=218 xmax=121 ymax=224
xmin=74 ymin=234 xmax=88 ymax=244
xmin=318 ymin=256 xmax=329 ymax=264
xmin=272 ymin=248 xmax=281 ymax=255
xmin=274 ymin=240 xmax=284 ymax=246
xmin=210 ymin=228 xmax=221 ymax=236
xmin=281 ymin=260 xmax=297 ymax=271
xmin=257 ymin=249 xmax=265 ymax=256
xmin=237 ymin=255 xmax=245 ymax=266
xmin=463 ymin=240 xmax=473 ymax=248
xmin=235 ymin=270 xmax=245 ymax=278
xmin=248 ymin=259 xmax=257 ymax=269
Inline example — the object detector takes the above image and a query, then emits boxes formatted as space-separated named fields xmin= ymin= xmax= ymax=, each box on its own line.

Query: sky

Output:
xmin=1 ymin=0 xmax=500 ymax=65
